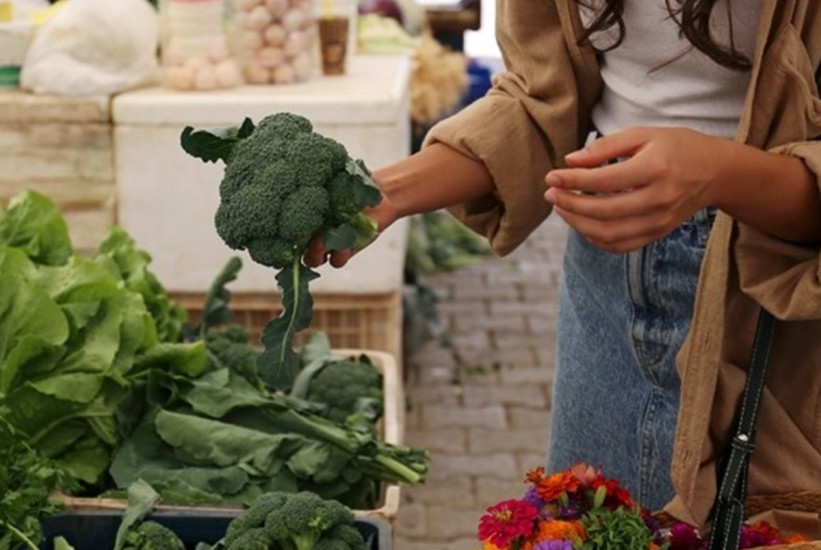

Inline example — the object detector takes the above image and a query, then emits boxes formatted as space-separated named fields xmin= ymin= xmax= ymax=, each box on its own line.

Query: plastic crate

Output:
xmin=171 ymin=290 xmax=404 ymax=362
xmin=57 ymin=348 xmax=406 ymax=523
xmin=40 ymin=509 xmax=392 ymax=549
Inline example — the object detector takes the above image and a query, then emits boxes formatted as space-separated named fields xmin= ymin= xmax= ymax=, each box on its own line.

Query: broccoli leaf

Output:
xmin=180 ymin=118 xmax=256 ymax=164
xmin=112 ymin=480 xmax=160 ymax=550
xmin=257 ymin=259 xmax=319 ymax=391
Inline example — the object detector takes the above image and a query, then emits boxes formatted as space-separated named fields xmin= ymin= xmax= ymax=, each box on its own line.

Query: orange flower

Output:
xmin=534 ymin=471 xmax=581 ymax=502
xmin=532 ymin=519 xmax=585 ymax=542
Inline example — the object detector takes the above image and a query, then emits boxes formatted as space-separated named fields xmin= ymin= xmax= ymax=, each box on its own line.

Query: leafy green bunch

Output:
xmin=181 ymin=113 xmax=382 ymax=391
xmin=0 ymin=412 xmax=78 ymax=550
xmin=0 ymin=190 xmax=204 ymax=486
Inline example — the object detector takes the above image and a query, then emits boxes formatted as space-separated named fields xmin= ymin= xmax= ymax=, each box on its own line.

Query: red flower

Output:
xmin=590 ymin=476 xmax=634 ymax=510
xmin=478 ymin=499 xmax=539 ymax=548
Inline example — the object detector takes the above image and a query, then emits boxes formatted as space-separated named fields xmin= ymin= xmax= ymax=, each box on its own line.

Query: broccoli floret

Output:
xmin=307 ymin=359 xmax=383 ymax=425
xmin=212 ymin=112 xmax=379 ymax=270
xmin=223 ymin=491 xmax=289 ymax=546
xmin=263 ymin=491 xmax=354 ymax=550
xmin=225 ymin=527 xmax=271 ymax=550
xmin=121 ymin=520 xmax=185 ymax=550
xmin=314 ymin=523 xmax=368 ymax=550
xmin=205 ymin=325 xmax=260 ymax=381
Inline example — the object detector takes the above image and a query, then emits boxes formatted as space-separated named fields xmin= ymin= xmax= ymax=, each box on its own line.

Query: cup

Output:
xmin=318 ymin=15 xmax=349 ymax=75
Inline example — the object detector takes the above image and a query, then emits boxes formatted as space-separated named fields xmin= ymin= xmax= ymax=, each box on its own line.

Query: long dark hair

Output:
xmin=576 ymin=0 xmax=752 ymax=71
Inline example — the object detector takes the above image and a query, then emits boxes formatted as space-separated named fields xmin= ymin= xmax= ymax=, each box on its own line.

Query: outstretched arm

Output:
xmin=304 ymin=143 xmax=494 ymax=267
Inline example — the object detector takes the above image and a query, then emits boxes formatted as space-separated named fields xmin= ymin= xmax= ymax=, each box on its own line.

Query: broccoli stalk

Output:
xmin=181 ymin=113 xmax=382 ymax=391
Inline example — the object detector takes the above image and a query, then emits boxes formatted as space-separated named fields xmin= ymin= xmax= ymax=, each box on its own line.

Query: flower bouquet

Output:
xmin=477 ymin=463 xmax=809 ymax=550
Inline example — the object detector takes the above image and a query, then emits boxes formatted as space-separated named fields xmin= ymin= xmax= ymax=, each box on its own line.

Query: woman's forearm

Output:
xmin=709 ymin=141 xmax=821 ymax=244
xmin=372 ymin=143 xmax=494 ymax=222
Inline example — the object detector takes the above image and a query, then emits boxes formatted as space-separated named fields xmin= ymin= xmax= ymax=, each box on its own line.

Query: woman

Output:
xmin=308 ymin=0 xmax=821 ymax=524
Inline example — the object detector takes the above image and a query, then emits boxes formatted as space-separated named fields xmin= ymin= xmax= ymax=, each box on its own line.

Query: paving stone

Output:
xmin=393 ymin=502 xmax=427 ymax=539
xmin=498 ymin=366 xmax=552 ymax=385
xmin=428 ymin=452 xmax=518 ymax=480
xmin=467 ymin=428 xmax=550 ymax=454
xmin=404 ymin=428 xmax=467 ymax=453
xmin=507 ymin=406 xmax=552 ymax=429
xmin=425 ymin=505 xmax=487 ymax=540
xmin=405 ymin=385 xmax=463 ymax=406
xmin=474 ymin=477 xmax=532 ymax=508
xmin=420 ymin=404 xmax=507 ymax=430
xmin=517 ymin=452 xmax=549 ymax=473
xmin=461 ymin=384 xmax=547 ymax=408
xmin=400 ymin=475 xmax=473 ymax=506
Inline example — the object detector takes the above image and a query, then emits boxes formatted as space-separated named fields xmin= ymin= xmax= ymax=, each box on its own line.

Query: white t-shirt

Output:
xmin=579 ymin=0 xmax=762 ymax=139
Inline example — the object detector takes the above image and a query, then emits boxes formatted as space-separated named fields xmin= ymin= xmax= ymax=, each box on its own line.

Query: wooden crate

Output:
xmin=170 ymin=290 xmax=404 ymax=363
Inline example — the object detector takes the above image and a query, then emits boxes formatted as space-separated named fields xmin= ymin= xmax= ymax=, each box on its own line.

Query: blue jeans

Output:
xmin=547 ymin=208 xmax=715 ymax=511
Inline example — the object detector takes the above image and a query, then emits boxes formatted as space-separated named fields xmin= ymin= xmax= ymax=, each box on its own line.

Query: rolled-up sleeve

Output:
xmin=423 ymin=0 xmax=601 ymax=256
xmin=736 ymin=141 xmax=821 ymax=320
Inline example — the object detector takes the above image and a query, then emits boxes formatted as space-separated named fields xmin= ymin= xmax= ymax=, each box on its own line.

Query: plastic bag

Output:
xmin=20 ymin=0 xmax=159 ymax=96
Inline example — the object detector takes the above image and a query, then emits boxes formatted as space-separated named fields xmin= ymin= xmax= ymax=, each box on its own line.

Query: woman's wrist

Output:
xmin=371 ymin=143 xmax=495 ymax=221
xmin=708 ymin=139 xmax=821 ymax=243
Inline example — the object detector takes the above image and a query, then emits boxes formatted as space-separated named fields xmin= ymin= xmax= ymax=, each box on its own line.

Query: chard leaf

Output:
xmin=180 ymin=117 xmax=256 ymax=164
xmin=258 ymin=260 xmax=319 ymax=391
xmin=154 ymin=410 xmax=308 ymax=476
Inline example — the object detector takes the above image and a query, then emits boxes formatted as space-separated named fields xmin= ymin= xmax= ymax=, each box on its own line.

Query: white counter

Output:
xmin=112 ymin=54 xmax=411 ymax=294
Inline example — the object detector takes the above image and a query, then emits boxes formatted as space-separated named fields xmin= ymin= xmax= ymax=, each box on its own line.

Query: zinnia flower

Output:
xmin=532 ymin=519 xmax=585 ymax=542
xmin=478 ymin=499 xmax=539 ymax=548
xmin=590 ymin=475 xmax=634 ymax=510
xmin=569 ymin=462 xmax=601 ymax=487
xmin=666 ymin=522 xmax=702 ymax=550
xmin=534 ymin=471 xmax=582 ymax=502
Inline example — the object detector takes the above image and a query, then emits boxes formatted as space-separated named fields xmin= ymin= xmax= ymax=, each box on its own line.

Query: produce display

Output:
xmin=232 ymin=0 xmax=316 ymax=84
xmin=0 ymin=189 xmax=426 ymax=549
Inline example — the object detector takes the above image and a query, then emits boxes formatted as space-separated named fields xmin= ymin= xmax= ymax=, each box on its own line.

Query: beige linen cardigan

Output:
xmin=425 ymin=0 xmax=821 ymax=528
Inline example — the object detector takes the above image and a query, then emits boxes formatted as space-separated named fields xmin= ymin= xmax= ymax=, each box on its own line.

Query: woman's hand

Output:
xmin=303 ymin=194 xmax=400 ymax=268
xmin=544 ymin=127 xmax=726 ymax=253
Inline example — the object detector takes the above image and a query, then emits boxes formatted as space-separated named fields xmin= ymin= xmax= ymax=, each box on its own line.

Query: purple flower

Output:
xmin=523 ymin=487 xmax=545 ymax=509
xmin=533 ymin=540 xmax=575 ymax=550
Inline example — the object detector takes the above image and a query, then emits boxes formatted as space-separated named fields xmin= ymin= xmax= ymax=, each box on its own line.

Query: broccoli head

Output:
xmin=306 ymin=358 xmax=384 ymax=425
xmin=264 ymin=490 xmax=354 ymax=550
xmin=205 ymin=324 xmax=260 ymax=383
xmin=121 ymin=520 xmax=185 ymax=550
xmin=219 ymin=491 xmax=367 ymax=550
xmin=314 ymin=523 xmax=368 ymax=550
xmin=211 ymin=112 xmax=381 ymax=270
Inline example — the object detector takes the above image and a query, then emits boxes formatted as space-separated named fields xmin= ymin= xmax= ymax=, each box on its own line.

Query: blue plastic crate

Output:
xmin=40 ymin=509 xmax=392 ymax=550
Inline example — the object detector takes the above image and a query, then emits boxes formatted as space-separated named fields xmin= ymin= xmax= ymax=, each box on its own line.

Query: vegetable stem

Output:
xmin=1 ymin=519 xmax=40 ymax=550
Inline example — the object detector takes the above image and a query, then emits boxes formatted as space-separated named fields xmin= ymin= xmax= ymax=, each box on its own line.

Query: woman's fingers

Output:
xmin=303 ymin=235 xmax=328 ymax=267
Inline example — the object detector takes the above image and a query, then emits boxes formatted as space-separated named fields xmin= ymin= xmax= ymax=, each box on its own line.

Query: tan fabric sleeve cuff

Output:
xmin=735 ymin=141 xmax=821 ymax=320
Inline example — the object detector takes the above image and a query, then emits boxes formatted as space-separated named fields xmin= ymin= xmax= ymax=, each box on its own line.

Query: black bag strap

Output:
xmin=707 ymin=308 xmax=777 ymax=550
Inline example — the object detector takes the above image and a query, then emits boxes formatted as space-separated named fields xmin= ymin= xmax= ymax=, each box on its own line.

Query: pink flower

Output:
xmin=478 ymin=499 xmax=539 ymax=548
